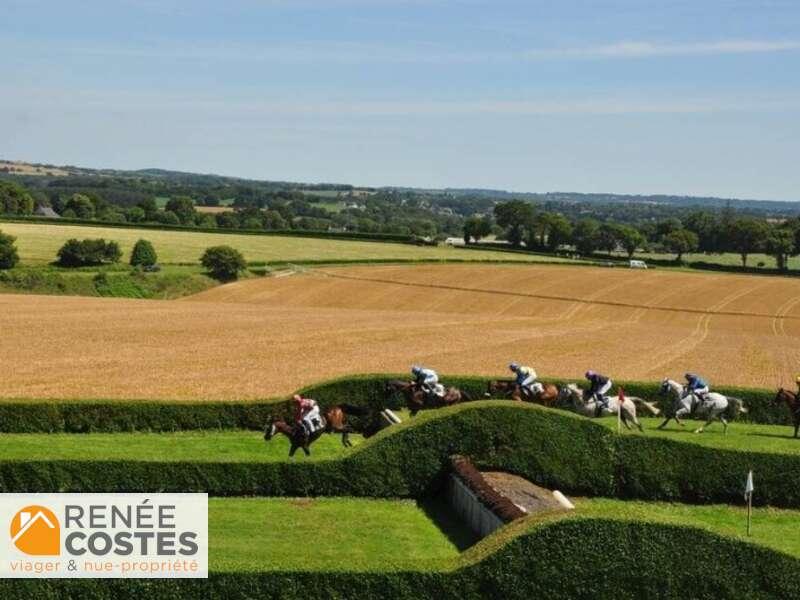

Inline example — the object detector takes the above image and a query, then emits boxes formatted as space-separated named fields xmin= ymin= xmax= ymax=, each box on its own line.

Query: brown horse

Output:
xmin=774 ymin=388 xmax=800 ymax=438
xmin=484 ymin=380 xmax=559 ymax=406
xmin=384 ymin=380 xmax=471 ymax=416
xmin=264 ymin=403 xmax=370 ymax=457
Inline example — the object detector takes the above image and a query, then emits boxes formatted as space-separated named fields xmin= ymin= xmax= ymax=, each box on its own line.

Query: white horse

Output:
xmin=559 ymin=384 xmax=660 ymax=431
xmin=657 ymin=378 xmax=747 ymax=434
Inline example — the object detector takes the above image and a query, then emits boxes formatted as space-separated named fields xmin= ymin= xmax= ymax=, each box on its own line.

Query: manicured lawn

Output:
xmin=0 ymin=412 xmax=797 ymax=463
xmin=577 ymin=498 xmax=800 ymax=559
xmin=0 ymin=222 xmax=576 ymax=266
xmin=596 ymin=417 xmax=800 ymax=454
xmin=209 ymin=497 xmax=468 ymax=572
xmin=205 ymin=496 xmax=800 ymax=572
xmin=0 ymin=430 xmax=363 ymax=462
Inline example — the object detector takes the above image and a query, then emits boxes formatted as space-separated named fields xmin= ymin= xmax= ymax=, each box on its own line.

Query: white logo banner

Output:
xmin=0 ymin=493 xmax=208 ymax=579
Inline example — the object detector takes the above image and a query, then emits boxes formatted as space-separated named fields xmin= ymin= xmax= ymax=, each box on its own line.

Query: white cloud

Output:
xmin=525 ymin=40 xmax=800 ymax=60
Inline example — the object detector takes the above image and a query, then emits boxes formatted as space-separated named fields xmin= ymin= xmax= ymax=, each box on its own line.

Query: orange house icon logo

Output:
xmin=9 ymin=505 xmax=60 ymax=556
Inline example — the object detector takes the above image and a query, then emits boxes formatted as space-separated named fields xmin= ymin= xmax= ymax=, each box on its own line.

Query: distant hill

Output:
xmin=3 ymin=158 xmax=798 ymax=212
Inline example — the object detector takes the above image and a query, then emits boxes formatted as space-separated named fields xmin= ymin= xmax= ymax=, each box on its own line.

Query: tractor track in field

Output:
xmin=771 ymin=296 xmax=800 ymax=383
xmin=315 ymin=270 xmax=795 ymax=322
xmin=640 ymin=280 xmax=772 ymax=377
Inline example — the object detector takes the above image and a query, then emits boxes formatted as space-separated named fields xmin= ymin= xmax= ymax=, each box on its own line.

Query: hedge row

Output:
xmin=0 ymin=215 xmax=420 ymax=243
xmin=3 ymin=517 xmax=797 ymax=599
xmin=2 ymin=402 xmax=799 ymax=506
xmin=0 ymin=373 xmax=792 ymax=433
xmin=301 ymin=373 xmax=793 ymax=426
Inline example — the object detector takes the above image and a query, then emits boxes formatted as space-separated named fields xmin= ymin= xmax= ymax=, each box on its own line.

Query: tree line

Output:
xmin=467 ymin=200 xmax=800 ymax=270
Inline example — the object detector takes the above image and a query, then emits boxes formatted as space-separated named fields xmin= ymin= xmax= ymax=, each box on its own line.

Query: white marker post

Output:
xmin=744 ymin=470 xmax=754 ymax=536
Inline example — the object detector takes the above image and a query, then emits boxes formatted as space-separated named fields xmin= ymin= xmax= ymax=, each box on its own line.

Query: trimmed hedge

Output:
xmin=301 ymin=373 xmax=793 ymax=426
xmin=2 ymin=402 xmax=800 ymax=507
xmin=2 ymin=517 xmax=798 ymax=599
xmin=0 ymin=373 xmax=791 ymax=433
xmin=0 ymin=215 xmax=416 ymax=244
xmin=0 ymin=404 xmax=617 ymax=498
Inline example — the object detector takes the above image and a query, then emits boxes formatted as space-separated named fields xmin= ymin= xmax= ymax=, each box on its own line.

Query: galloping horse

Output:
xmin=558 ymin=384 xmax=659 ymax=431
xmin=658 ymin=378 xmax=746 ymax=434
xmin=384 ymin=380 xmax=471 ymax=416
xmin=774 ymin=388 xmax=800 ymax=438
xmin=484 ymin=380 xmax=559 ymax=406
xmin=264 ymin=403 xmax=370 ymax=457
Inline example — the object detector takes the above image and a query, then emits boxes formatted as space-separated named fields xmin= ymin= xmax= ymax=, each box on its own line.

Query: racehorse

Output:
xmin=264 ymin=403 xmax=370 ymax=457
xmin=774 ymin=388 xmax=800 ymax=438
xmin=657 ymin=378 xmax=746 ymax=434
xmin=558 ymin=383 xmax=659 ymax=431
xmin=484 ymin=379 xmax=559 ymax=406
xmin=384 ymin=380 xmax=471 ymax=416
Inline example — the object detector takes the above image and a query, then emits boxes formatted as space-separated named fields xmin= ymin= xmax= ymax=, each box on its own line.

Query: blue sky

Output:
xmin=3 ymin=0 xmax=800 ymax=199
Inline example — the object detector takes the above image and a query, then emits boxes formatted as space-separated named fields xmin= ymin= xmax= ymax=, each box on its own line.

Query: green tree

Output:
xmin=663 ymin=229 xmax=699 ymax=262
xmin=158 ymin=210 xmax=180 ymax=225
xmin=728 ymin=217 xmax=769 ymax=267
xmin=765 ymin=226 xmax=796 ymax=271
xmin=263 ymin=210 xmax=288 ymax=230
xmin=137 ymin=197 xmax=159 ymax=221
xmin=463 ymin=216 xmax=492 ymax=244
xmin=0 ymin=181 xmax=34 ymax=215
xmin=615 ymin=225 xmax=646 ymax=258
xmin=130 ymin=239 xmax=158 ymax=267
xmin=494 ymin=201 xmax=535 ymax=247
xmin=57 ymin=239 xmax=122 ymax=267
xmin=545 ymin=214 xmax=573 ymax=251
xmin=63 ymin=193 xmax=95 ymax=219
xmin=127 ymin=206 xmax=146 ymax=223
xmin=0 ymin=230 xmax=19 ymax=269
xmin=165 ymin=196 xmax=197 ymax=225
xmin=200 ymin=246 xmax=247 ymax=280
xmin=572 ymin=219 xmax=600 ymax=255
xmin=684 ymin=211 xmax=722 ymax=253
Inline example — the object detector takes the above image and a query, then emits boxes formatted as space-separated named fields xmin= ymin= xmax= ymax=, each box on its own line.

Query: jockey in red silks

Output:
xmin=293 ymin=394 xmax=321 ymax=436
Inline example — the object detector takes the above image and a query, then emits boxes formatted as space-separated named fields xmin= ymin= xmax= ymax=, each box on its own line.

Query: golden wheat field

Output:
xmin=2 ymin=263 xmax=800 ymax=401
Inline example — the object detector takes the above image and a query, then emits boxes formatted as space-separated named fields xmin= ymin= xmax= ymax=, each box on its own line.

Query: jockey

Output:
xmin=411 ymin=365 xmax=440 ymax=397
xmin=509 ymin=362 xmax=537 ymax=397
xmin=684 ymin=373 xmax=709 ymax=403
xmin=292 ymin=394 xmax=321 ymax=437
xmin=585 ymin=370 xmax=612 ymax=412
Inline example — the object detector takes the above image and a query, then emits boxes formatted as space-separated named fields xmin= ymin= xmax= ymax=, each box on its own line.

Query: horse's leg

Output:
xmin=289 ymin=444 xmax=297 ymax=458
xmin=794 ymin=420 xmax=799 ymax=439
xmin=720 ymin=416 xmax=728 ymax=434
xmin=629 ymin=408 xmax=644 ymax=433
xmin=694 ymin=414 xmax=715 ymax=434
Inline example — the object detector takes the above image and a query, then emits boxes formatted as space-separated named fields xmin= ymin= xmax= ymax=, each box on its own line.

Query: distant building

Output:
xmin=35 ymin=206 xmax=60 ymax=219
xmin=445 ymin=237 xmax=466 ymax=246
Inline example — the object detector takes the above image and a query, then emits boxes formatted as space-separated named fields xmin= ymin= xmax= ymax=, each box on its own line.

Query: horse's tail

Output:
xmin=460 ymin=389 xmax=473 ymax=402
xmin=725 ymin=397 xmax=747 ymax=420
xmin=338 ymin=403 xmax=371 ymax=416
xmin=632 ymin=398 xmax=660 ymax=416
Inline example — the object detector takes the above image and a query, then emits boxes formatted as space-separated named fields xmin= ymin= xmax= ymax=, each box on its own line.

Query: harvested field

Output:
xmin=2 ymin=264 xmax=800 ymax=400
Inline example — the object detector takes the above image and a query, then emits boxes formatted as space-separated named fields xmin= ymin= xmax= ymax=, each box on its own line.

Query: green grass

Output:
xmin=0 ymin=264 xmax=218 ymax=299
xmin=205 ymin=496 xmax=800 ymax=573
xmin=209 ymin=497 xmax=471 ymax=572
xmin=0 ymin=430 xmax=363 ymax=462
xmin=576 ymin=498 xmax=800 ymax=559
xmin=596 ymin=417 xmax=800 ymax=454
xmin=0 ymin=221 xmax=578 ymax=266
xmin=0 ymin=412 xmax=796 ymax=462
